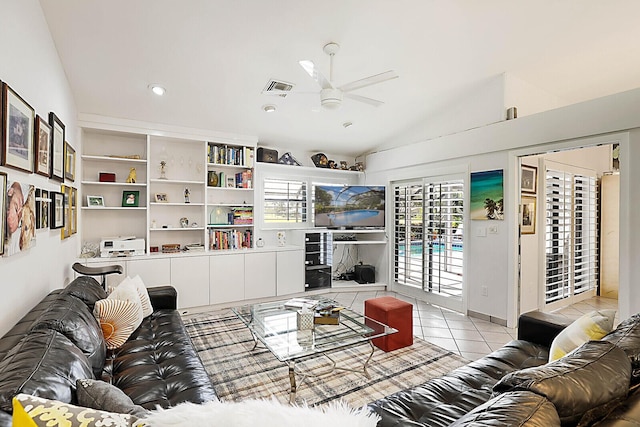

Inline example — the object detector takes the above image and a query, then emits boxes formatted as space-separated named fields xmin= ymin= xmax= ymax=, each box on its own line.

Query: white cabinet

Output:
xmin=245 ymin=252 xmax=276 ymax=300
xmin=276 ymin=250 xmax=304 ymax=296
xmin=171 ymin=256 xmax=210 ymax=309
xmin=126 ymin=257 xmax=170 ymax=287
xmin=210 ymin=253 xmax=245 ymax=304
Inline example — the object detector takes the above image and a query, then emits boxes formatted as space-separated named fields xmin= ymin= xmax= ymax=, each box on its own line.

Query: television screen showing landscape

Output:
xmin=314 ymin=185 xmax=385 ymax=228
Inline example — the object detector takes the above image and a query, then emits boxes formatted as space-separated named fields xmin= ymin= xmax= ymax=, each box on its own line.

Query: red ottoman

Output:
xmin=365 ymin=296 xmax=413 ymax=352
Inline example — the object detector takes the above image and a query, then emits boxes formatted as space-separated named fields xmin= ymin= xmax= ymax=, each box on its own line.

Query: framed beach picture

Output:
xmin=521 ymin=165 xmax=537 ymax=194
xmin=49 ymin=112 xmax=65 ymax=182
xmin=122 ymin=190 xmax=140 ymax=207
xmin=34 ymin=115 xmax=52 ymax=177
xmin=470 ymin=169 xmax=504 ymax=220
xmin=521 ymin=195 xmax=536 ymax=234
xmin=50 ymin=191 xmax=65 ymax=230
xmin=1 ymin=83 xmax=35 ymax=173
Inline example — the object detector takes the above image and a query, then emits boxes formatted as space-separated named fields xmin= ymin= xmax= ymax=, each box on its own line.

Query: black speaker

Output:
xmin=354 ymin=264 xmax=375 ymax=284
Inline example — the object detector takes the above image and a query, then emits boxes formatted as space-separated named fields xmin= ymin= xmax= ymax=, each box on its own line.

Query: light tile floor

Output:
xmin=325 ymin=290 xmax=619 ymax=361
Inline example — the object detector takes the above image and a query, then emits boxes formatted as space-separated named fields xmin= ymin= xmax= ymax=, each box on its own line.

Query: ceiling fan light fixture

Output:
xmin=320 ymin=88 xmax=342 ymax=110
xmin=148 ymin=84 xmax=166 ymax=96
xmin=262 ymin=104 xmax=277 ymax=113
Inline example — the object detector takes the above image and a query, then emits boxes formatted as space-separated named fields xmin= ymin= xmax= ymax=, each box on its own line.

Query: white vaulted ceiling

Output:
xmin=39 ymin=0 xmax=640 ymax=156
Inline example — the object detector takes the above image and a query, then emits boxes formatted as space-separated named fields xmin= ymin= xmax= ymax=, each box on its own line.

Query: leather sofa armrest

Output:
xmin=147 ymin=286 xmax=177 ymax=310
xmin=518 ymin=311 xmax=573 ymax=348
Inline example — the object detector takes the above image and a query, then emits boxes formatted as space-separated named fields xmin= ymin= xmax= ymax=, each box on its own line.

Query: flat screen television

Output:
xmin=314 ymin=185 xmax=385 ymax=229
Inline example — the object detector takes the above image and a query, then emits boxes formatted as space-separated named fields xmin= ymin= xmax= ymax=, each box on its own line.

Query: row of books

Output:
xmin=232 ymin=207 xmax=253 ymax=225
xmin=208 ymin=143 xmax=254 ymax=167
xmin=208 ymin=229 xmax=252 ymax=250
xmin=208 ymin=170 xmax=253 ymax=189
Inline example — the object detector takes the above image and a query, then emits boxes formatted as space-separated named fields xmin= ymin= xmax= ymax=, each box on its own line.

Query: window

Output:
xmin=394 ymin=178 xmax=464 ymax=300
xmin=544 ymin=165 xmax=597 ymax=305
xmin=263 ymin=178 xmax=307 ymax=224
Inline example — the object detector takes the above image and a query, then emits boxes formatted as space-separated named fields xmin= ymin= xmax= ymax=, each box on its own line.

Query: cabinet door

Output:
xmin=170 ymin=256 xmax=210 ymax=309
xmin=276 ymin=250 xmax=304 ymax=296
xmin=127 ymin=258 xmax=170 ymax=287
xmin=245 ymin=252 xmax=276 ymax=300
xmin=210 ymin=253 xmax=245 ymax=304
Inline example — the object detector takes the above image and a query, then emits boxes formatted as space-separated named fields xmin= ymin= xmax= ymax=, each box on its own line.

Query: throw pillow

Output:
xmin=94 ymin=280 xmax=144 ymax=350
xmin=12 ymin=394 xmax=140 ymax=427
xmin=548 ymin=309 xmax=616 ymax=361
xmin=76 ymin=379 xmax=149 ymax=418
xmin=139 ymin=398 xmax=380 ymax=427
xmin=127 ymin=275 xmax=153 ymax=317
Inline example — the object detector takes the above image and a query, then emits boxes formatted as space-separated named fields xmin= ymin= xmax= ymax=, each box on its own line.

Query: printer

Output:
xmin=100 ymin=236 xmax=145 ymax=257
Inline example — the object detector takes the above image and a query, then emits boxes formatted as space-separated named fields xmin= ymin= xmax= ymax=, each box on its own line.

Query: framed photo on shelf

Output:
xmin=1 ymin=83 xmax=35 ymax=173
xmin=122 ymin=190 xmax=140 ymax=207
xmin=154 ymin=193 xmax=168 ymax=203
xmin=50 ymin=191 xmax=65 ymax=230
xmin=0 ymin=172 xmax=6 ymax=255
xmin=64 ymin=142 xmax=75 ymax=181
xmin=521 ymin=165 xmax=537 ymax=194
xmin=34 ymin=115 xmax=52 ymax=177
xmin=87 ymin=195 xmax=105 ymax=207
xmin=226 ymin=176 xmax=235 ymax=188
xmin=49 ymin=112 xmax=65 ymax=182
xmin=521 ymin=195 xmax=536 ymax=235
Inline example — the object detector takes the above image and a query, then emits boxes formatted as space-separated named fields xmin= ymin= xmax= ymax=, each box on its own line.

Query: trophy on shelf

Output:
xmin=159 ymin=160 xmax=167 ymax=179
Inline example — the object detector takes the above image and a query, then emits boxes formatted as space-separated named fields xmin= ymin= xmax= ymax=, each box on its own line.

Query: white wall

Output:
xmin=365 ymin=87 xmax=640 ymax=325
xmin=0 ymin=0 xmax=78 ymax=336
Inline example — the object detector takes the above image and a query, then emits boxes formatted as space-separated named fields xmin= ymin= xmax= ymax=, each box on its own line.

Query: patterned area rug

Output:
xmin=182 ymin=310 xmax=469 ymax=408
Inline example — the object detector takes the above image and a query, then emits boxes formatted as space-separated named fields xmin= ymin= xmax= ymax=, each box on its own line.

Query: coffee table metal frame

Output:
xmin=232 ymin=298 xmax=397 ymax=403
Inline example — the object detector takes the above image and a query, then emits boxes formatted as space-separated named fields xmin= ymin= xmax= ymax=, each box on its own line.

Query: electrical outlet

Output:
xmin=481 ymin=286 xmax=488 ymax=297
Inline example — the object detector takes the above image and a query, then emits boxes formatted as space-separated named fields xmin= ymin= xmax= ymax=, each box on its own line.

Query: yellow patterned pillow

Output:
xmin=12 ymin=394 xmax=141 ymax=427
xmin=549 ymin=309 xmax=616 ymax=362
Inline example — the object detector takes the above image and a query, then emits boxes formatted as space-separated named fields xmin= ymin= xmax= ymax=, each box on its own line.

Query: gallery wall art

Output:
xmin=5 ymin=180 xmax=36 ymax=256
xmin=470 ymin=169 xmax=504 ymax=220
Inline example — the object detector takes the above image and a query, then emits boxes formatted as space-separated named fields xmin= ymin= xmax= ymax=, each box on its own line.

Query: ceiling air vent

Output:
xmin=263 ymin=79 xmax=294 ymax=97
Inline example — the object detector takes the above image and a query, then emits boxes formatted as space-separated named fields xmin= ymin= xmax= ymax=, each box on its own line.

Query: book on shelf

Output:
xmin=208 ymin=228 xmax=252 ymax=250
xmin=207 ymin=143 xmax=254 ymax=167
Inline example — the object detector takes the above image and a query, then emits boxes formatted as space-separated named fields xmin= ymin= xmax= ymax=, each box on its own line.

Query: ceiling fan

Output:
xmin=266 ymin=42 xmax=398 ymax=110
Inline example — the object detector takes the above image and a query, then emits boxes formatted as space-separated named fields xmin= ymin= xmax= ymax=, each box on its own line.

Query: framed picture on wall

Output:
xmin=521 ymin=165 xmax=537 ymax=194
xmin=49 ymin=112 xmax=65 ymax=182
xmin=50 ymin=191 xmax=65 ymax=230
xmin=70 ymin=187 xmax=77 ymax=234
xmin=1 ymin=83 xmax=35 ymax=173
xmin=0 ymin=172 xmax=6 ymax=255
xmin=34 ymin=115 xmax=52 ymax=177
xmin=521 ymin=195 xmax=536 ymax=234
xmin=64 ymin=142 xmax=75 ymax=181
xmin=61 ymin=185 xmax=71 ymax=239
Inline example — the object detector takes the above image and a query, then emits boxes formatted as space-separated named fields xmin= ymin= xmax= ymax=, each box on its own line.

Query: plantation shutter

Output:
xmin=263 ymin=178 xmax=307 ymax=223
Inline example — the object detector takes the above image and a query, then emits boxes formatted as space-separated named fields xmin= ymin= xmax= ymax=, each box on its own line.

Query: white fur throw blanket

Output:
xmin=138 ymin=399 xmax=380 ymax=427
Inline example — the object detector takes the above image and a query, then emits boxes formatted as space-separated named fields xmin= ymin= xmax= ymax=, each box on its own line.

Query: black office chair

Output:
xmin=72 ymin=262 xmax=124 ymax=291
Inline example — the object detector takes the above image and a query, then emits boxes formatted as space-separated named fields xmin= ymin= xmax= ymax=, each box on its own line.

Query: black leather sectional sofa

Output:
xmin=368 ymin=310 xmax=640 ymax=426
xmin=3 ymin=273 xmax=640 ymax=426
xmin=0 ymin=276 xmax=217 ymax=426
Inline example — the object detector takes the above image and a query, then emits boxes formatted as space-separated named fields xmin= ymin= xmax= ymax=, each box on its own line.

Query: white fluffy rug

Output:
xmin=139 ymin=399 xmax=380 ymax=427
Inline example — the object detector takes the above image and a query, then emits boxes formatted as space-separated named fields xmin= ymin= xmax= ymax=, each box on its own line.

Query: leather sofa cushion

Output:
xmin=494 ymin=340 xmax=631 ymax=426
xmin=0 ymin=329 xmax=94 ymax=413
xmin=450 ymin=391 xmax=561 ymax=427
xmin=30 ymin=293 xmax=106 ymax=377
xmin=61 ymin=276 xmax=108 ymax=310
xmin=107 ymin=309 xmax=218 ymax=409
xmin=604 ymin=313 xmax=640 ymax=384
xmin=591 ymin=387 xmax=640 ymax=426
xmin=369 ymin=340 xmax=550 ymax=427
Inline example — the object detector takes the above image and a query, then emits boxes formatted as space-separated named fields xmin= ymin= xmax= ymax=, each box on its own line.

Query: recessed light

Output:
xmin=263 ymin=104 xmax=277 ymax=113
xmin=148 ymin=84 xmax=166 ymax=96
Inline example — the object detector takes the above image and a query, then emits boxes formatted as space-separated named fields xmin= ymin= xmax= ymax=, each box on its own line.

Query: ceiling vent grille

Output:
xmin=263 ymin=79 xmax=294 ymax=97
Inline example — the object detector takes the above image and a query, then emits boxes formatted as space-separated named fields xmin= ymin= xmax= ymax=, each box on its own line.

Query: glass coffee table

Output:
xmin=232 ymin=298 xmax=397 ymax=402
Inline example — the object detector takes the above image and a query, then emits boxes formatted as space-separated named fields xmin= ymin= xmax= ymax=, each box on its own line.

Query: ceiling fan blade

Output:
xmin=339 ymin=70 xmax=398 ymax=93
xmin=344 ymin=93 xmax=384 ymax=107
xmin=299 ymin=60 xmax=334 ymax=90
